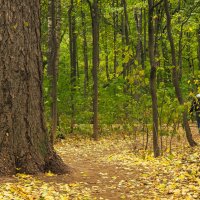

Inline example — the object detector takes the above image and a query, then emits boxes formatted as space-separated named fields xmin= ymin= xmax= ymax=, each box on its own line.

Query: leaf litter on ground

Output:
xmin=0 ymin=133 xmax=200 ymax=199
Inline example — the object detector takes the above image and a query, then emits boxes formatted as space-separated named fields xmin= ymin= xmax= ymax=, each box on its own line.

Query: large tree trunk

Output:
xmin=164 ymin=0 xmax=197 ymax=147
xmin=0 ymin=0 xmax=69 ymax=175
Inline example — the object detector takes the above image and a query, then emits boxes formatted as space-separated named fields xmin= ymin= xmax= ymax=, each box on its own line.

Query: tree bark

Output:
xmin=134 ymin=8 xmax=143 ymax=68
xmin=197 ymin=26 xmax=200 ymax=70
xmin=47 ymin=0 xmax=59 ymax=144
xmin=164 ymin=0 xmax=197 ymax=146
xmin=0 ymin=0 xmax=69 ymax=175
xmin=92 ymin=0 xmax=99 ymax=140
xmin=105 ymin=32 xmax=110 ymax=81
xmin=87 ymin=0 xmax=99 ymax=140
xmin=143 ymin=7 xmax=147 ymax=69
xmin=148 ymin=0 xmax=160 ymax=157
xmin=121 ymin=0 xmax=130 ymax=85
xmin=68 ymin=0 xmax=77 ymax=133
xmin=113 ymin=0 xmax=118 ymax=77
xmin=81 ymin=2 xmax=89 ymax=96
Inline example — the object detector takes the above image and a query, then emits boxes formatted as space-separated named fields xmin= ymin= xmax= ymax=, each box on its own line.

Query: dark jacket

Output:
xmin=190 ymin=98 xmax=200 ymax=113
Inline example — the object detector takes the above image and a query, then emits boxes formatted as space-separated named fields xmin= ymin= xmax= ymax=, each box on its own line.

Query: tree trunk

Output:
xmin=92 ymin=0 xmax=99 ymax=140
xmin=105 ymin=34 xmax=110 ymax=81
xmin=121 ymin=0 xmax=131 ymax=83
xmin=87 ymin=0 xmax=99 ymax=140
xmin=0 ymin=0 xmax=69 ymax=175
xmin=48 ymin=0 xmax=59 ymax=144
xmin=197 ymin=26 xmax=200 ymax=70
xmin=68 ymin=0 xmax=77 ymax=133
xmin=148 ymin=0 xmax=160 ymax=157
xmin=113 ymin=0 xmax=118 ymax=77
xmin=164 ymin=0 xmax=197 ymax=147
xmin=122 ymin=0 xmax=130 ymax=46
xmin=178 ymin=21 xmax=183 ymax=80
xmin=121 ymin=6 xmax=127 ymax=80
xmin=134 ymin=8 xmax=143 ymax=68
xmin=55 ymin=0 xmax=61 ymax=129
xmin=81 ymin=2 xmax=89 ymax=96
xmin=143 ymin=7 xmax=147 ymax=69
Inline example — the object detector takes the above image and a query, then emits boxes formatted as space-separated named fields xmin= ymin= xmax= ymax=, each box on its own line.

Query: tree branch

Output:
xmin=152 ymin=0 xmax=164 ymax=10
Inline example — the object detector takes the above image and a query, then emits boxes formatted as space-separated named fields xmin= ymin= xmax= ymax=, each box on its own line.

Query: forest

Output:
xmin=0 ymin=0 xmax=200 ymax=199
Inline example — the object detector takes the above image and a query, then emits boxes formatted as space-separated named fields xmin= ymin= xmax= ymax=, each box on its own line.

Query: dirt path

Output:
xmin=54 ymin=138 xmax=166 ymax=199
xmin=53 ymin=128 xmax=200 ymax=200
xmin=62 ymin=150 xmax=144 ymax=199
xmin=1 ymin=129 xmax=200 ymax=199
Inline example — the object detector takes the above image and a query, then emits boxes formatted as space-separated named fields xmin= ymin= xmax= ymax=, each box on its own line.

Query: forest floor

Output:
xmin=0 ymin=126 xmax=200 ymax=200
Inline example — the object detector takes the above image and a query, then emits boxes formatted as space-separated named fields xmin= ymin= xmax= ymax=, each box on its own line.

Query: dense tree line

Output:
xmin=41 ymin=0 xmax=200 ymax=156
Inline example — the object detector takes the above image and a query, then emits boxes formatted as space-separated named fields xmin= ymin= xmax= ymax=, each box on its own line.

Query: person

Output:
xmin=190 ymin=94 xmax=200 ymax=133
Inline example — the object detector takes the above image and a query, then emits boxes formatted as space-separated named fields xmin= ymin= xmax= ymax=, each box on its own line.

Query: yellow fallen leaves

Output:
xmin=0 ymin=174 xmax=92 ymax=200
xmin=1 ymin=136 xmax=200 ymax=200
xmin=45 ymin=171 xmax=57 ymax=177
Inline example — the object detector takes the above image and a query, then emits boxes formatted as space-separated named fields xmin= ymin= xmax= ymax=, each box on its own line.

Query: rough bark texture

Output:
xmin=164 ymin=0 xmax=197 ymax=147
xmin=148 ymin=0 xmax=160 ymax=157
xmin=0 ymin=0 xmax=70 ymax=175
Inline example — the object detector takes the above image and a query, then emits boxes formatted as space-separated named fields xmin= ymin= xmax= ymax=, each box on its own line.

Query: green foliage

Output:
xmin=41 ymin=0 xmax=200 ymax=140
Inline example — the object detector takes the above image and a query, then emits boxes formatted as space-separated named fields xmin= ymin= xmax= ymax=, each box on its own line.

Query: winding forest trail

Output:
xmin=0 ymin=127 xmax=200 ymax=199
xmin=58 ymin=138 xmax=151 ymax=199
xmin=54 ymin=127 xmax=200 ymax=200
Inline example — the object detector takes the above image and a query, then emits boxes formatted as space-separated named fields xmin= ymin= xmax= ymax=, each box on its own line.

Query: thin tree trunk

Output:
xmin=121 ymin=7 xmax=126 ymax=80
xmin=134 ymin=8 xmax=143 ymax=68
xmin=81 ymin=2 xmax=89 ymax=96
xmin=87 ymin=0 xmax=99 ymax=140
xmin=197 ymin=26 xmax=200 ymax=70
xmin=148 ymin=0 xmax=160 ymax=157
xmin=105 ymin=33 xmax=110 ymax=81
xmin=68 ymin=0 xmax=77 ymax=133
xmin=164 ymin=0 xmax=197 ymax=146
xmin=178 ymin=20 xmax=183 ymax=80
xmin=55 ymin=0 xmax=61 ymax=128
xmin=113 ymin=0 xmax=118 ymax=77
xmin=143 ymin=7 xmax=147 ymax=69
xmin=122 ymin=0 xmax=130 ymax=46
xmin=48 ymin=0 xmax=59 ymax=144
